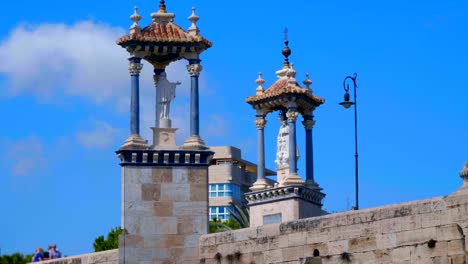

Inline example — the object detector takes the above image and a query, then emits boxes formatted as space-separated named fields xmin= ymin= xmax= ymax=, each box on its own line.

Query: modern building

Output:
xmin=207 ymin=146 xmax=275 ymax=220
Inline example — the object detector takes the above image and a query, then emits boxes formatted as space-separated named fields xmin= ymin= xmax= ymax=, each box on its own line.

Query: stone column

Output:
xmin=251 ymin=114 xmax=269 ymax=191
xmin=283 ymin=104 xmax=303 ymax=185
xmin=287 ymin=108 xmax=298 ymax=174
xmin=302 ymin=114 xmax=318 ymax=188
xmin=130 ymin=57 xmax=142 ymax=135
xmin=121 ymin=57 xmax=148 ymax=150
xmin=183 ymin=59 xmax=206 ymax=149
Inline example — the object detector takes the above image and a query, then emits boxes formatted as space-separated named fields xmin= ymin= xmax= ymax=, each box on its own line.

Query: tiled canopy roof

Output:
xmin=116 ymin=22 xmax=212 ymax=47
xmin=246 ymin=78 xmax=325 ymax=105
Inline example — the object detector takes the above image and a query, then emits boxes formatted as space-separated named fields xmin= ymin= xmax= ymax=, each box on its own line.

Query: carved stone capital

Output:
xmin=302 ymin=119 xmax=316 ymax=130
xmin=129 ymin=61 xmax=143 ymax=75
xmin=187 ymin=63 xmax=203 ymax=76
xmin=286 ymin=110 xmax=299 ymax=122
xmin=255 ymin=118 xmax=267 ymax=129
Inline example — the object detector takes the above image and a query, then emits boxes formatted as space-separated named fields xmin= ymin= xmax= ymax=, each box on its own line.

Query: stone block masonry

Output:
xmin=199 ymin=189 xmax=468 ymax=263
xmin=121 ymin=166 xmax=209 ymax=264
xmin=30 ymin=249 xmax=118 ymax=264
xmin=117 ymin=149 xmax=212 ymax=264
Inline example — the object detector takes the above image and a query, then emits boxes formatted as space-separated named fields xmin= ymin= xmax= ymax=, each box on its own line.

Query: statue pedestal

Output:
xmin=277 ymin=167 xmax=288 ymax=186
xmin=277 ymin=167 xmax=304 ymax=187
xmin=151 ymin=127 xmax=178 ymax=150
xmin=159 ymin=118 xmax=172 ymax=129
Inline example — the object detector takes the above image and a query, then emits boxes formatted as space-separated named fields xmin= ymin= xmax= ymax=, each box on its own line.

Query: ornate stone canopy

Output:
xmin=116 ymin=1 xmax=212 ymax=69
xmin=247 ymin=38 xmax=325 ymax=190
xmin=246 ymin=41 xmax=324 ymax=115
xmin=117 ymin=1 xmax=211 ymax=150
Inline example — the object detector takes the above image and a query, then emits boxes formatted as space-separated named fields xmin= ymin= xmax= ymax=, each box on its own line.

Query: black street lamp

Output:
xmin=339 ymin=73 xmax=359 ymax=210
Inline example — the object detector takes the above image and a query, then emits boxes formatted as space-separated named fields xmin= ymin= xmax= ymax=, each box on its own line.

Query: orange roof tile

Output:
xmin=116 ymin=21 xmax=212 ymax=47
xmin=246 ymin=78 xmax=325 ymax=104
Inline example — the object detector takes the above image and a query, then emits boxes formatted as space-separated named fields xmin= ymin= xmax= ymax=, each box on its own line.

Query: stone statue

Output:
xmin=275 ymin=116 xmax=299 ymax=168
xmin=156 ymin=72 xmax=181 ymax=124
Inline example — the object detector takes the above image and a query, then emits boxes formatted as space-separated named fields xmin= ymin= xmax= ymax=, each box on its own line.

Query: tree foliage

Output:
xmin=209 ymin=203 xmax=250 ymax=233
xmin=209 ymin=218 xmax=240 ymax=233
xmin=227 ymin=202 xmax=250 ymax=228
xmin=93 ymin=227 xmax=123 ymax=252
xmin=0 ymin=253 xmax=33 ymax=264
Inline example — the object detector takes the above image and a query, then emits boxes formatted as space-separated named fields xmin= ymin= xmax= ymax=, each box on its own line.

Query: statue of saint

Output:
xmin=156 ymin=72 xmax=181 ymax=123
xmin=275 ymin=116 xmax=299 ymax=168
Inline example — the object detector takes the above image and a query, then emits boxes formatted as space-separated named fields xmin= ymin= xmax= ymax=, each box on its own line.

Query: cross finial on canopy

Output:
xmin=282 ymin=28 xmax=291 ymax=69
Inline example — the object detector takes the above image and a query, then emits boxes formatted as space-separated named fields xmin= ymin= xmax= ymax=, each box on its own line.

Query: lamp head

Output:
xmin=339 ymin=92 xmax=355 ymax=109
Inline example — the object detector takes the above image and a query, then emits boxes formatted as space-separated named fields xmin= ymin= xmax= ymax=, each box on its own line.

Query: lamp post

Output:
xmin=339 ymin=73 xmax=359 ymax=210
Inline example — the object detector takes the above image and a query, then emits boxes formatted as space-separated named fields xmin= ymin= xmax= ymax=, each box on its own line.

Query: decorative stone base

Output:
xmin=250 ymin=178 xmax=271 ymax=191
xmin=120 ymin=134 xmax=149 ymax=150
xmin=151 ymin=127 xmax=178 ymax=150
xmin=246 ymin=185 xmax=326 ymax=227
xmin=276 ymin=167 xmax=288 ymax=185
xmin=281 ymin=172 xmax=304 ymax=186
xmin=305 ymin=179 xmax=323 ymax=191
xmin=182 ymin=135 xmax=207 ymax=150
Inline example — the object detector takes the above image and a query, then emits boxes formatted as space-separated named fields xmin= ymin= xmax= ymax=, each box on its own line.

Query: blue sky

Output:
xmin=0 ymin=0 xmax=467 ymax=257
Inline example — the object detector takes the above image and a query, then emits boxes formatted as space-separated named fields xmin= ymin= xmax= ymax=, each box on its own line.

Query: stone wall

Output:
xmin=199 ymin=189 xmax=468 ymax=263
xmin=33 ymin=249 xmax=117 ymax=264
xmin=121 ymin=166 xmax=209 ymax=263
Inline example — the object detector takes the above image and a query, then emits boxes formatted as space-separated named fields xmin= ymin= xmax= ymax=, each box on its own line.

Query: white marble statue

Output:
xmin=275 ymin=118 xmax=300 ymax=168
xmin=156 ymin=72 xmax=181 ymax=123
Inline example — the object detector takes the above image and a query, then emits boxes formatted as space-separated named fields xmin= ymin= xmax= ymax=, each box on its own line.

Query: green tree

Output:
xmin=93 ymin=227 xmax=123 ymax=252
xmin=209 ymin=217 xmax=232 ymax=233
xmin=0 ymin=252 xmax=33 ymax=264
xmin=227 ymin=202 xmax=250 ymax=228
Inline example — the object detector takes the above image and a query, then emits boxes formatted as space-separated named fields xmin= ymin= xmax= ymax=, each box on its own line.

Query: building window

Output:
xmin=263 ymin=213 xmax=282 ymax=225
xmin=209 ymin=184 xmax=241 ymax=199
xmin=209 ymin=206 xmax=233 ymax=220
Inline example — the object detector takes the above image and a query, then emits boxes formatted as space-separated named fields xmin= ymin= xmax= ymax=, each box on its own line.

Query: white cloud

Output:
xmin=0 ymin=21 xmax=191 ymax=107
xmin=0 ymin=21 xmax=211 ymax=146
xmin=8 ymin=136 xmax=45 ymax=176
xmin=76 ymin=121 xmax=120 ymax=149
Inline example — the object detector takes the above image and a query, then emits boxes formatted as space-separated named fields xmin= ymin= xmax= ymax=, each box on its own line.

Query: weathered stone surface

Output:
xmin=160 ymin=183 xmax=190 ymax=201
xmin=121 ymin=166 xmax=209 ymax=264
xmin=141 ymin=184 xmax=161 ymax=201
xmin=35 ymin=250 xmax=118 ymax=264
xmin=200 ymin=191 xmax=468 ymax=264
xmin=190 ymin=183 xmax=208 ymax=201
xmin=152 ymin=168 xmax=173 ymax=183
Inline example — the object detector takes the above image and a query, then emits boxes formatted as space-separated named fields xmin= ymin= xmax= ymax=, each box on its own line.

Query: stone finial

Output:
xmin=282 ymin=28 xmax=291 ymax=69
xmin=255 ymin=72 xmax=265 ymax=95
xmin=159 ymin=0 xmax=167 ymax=13
xmin=130 ymin=6 xmax=142 ymax=34
xmin=188 ymin=7 xmax=200 ymax=35
xmin=460 ymin=162 xmax=468 ymax=182
xmin=303 ymin=73 xmax=313 ymax=93
xmin=287 ymin=63 xmax=297 ymax=86
xmin=151 ymin=0 xmax=175 ymax=23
